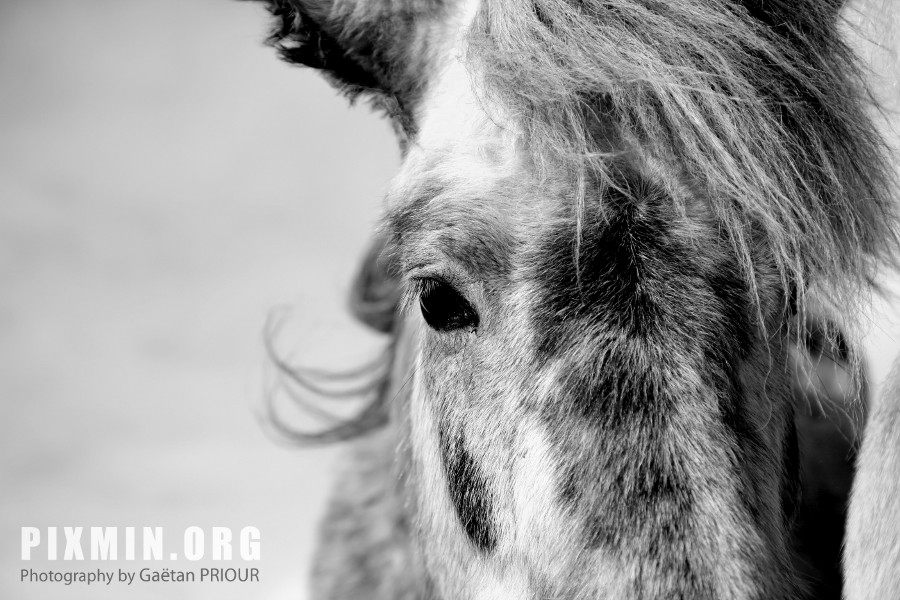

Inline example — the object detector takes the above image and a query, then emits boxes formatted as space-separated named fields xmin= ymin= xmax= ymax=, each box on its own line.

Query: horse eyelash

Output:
xmin=398 ymin=277 xmax=430 ymax=317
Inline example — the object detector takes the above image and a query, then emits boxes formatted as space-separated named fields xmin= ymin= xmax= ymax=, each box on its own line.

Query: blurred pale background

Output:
xmin=1 ymin=1 xmax=397 ymax=599
xmin=1 ymin=2 xmax=899 ymax=600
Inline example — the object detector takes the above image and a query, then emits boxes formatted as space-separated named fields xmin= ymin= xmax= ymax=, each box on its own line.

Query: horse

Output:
xmin=248 ymin=0 xmax=900 ymax=597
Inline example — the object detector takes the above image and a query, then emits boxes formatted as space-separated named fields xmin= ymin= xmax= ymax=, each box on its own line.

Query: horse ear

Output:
xmin=251 ymin=0 xmax=441 ymax=136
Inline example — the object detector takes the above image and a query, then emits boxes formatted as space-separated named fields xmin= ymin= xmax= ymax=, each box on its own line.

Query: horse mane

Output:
xmin=264 ymin=235 xmax=401 ymax=444
xmin=469 ymin=0 xmax=899 ymax=313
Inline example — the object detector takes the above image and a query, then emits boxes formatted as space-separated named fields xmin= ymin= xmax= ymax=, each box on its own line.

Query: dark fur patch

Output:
xmin=738 ymin=0 xmax=843 ymax=34
xmin=529 ymin=170 xmax=713 ymax=360
xmin=527 ymin=168 xmax=777 ymax=593
xmin=579 ymin=433 xmax=694 ymax=549
xmin=706 ymin=269 xmax=753 ymax=360
xmin=579 ymin=350 xmax=667 ymax=424
xmin=554 ymin=392 xmax=704 ymax=594
xmin=438 ymin=427 xmax=497 ymax=553
xmin=780 ymin=414 xmax=801 ymax=527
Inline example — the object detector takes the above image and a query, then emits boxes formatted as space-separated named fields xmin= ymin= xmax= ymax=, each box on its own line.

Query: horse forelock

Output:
xmin=461 ymin=0 xmax=899 ymax=321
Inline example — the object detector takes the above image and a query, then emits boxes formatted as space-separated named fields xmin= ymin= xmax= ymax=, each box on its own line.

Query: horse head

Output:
xmin=251 ymin=0 xmax=900 ymax=597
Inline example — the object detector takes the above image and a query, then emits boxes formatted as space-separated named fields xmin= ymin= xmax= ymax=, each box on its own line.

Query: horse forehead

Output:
xmin=388 ymin=0 xmax=520 ymax=199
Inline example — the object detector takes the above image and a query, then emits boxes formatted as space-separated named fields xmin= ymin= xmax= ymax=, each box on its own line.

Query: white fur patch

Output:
xmin=390 ymin=0 xmax=520 ymax=201
xmin=471 ymin=567 xmax=533 ymax=600
xmin=511 ymin=420 xmax=559 ymax=541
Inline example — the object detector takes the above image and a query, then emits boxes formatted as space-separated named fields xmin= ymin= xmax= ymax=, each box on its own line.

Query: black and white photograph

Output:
xmin=3 ymin=1 xmax=900 ymax=599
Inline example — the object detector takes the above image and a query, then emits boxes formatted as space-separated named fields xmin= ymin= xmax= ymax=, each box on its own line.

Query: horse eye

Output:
xmin=418 ymin=279 xmax=479 ymax=332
